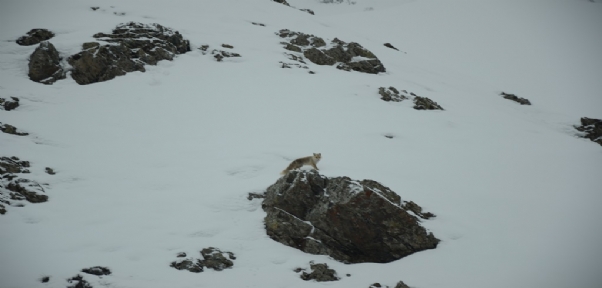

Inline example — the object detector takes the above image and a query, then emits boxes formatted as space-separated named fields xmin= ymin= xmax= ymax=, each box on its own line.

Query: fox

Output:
xmin=280 ymin=153 xmax=321 ymax=175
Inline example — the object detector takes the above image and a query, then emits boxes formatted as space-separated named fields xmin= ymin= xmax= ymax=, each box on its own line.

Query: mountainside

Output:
xmin=1 ymin=1 xmax=601 ymax=288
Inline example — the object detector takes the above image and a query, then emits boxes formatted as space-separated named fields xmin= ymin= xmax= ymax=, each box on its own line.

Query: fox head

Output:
xmin=313 ymin=153 xmax=321 ymax=160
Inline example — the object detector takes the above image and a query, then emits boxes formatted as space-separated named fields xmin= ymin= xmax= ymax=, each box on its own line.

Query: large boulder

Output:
xmin=68 ymin=22 xmax=190 ymax=85
xmin=278 ymin=30 xmax=386 ymax=74
xmin=16 ymin=29 xmax=54 ymax=46
xmin=262 ymin=170 xmax=439 ymax=263
xmin=28 ymin=41 xmax=66 ymax=84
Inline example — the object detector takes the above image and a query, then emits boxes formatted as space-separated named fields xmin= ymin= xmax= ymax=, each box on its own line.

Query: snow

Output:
xmin=1 ymin=0 xmax=602 ymax=288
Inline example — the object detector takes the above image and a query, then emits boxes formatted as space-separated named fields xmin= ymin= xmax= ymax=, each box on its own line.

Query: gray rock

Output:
xmin=379 ymin=87 xmax=407 ymax=102
xmin=170 ymin=248 xmax=236 ymax=273
xmin=0 ymin=123 xmax=28 ymax=136
xmin=67 ymin=275 xmax=92 ymax=288
xmin=68 ymin=22 xmax=190 ymax=85
xmin=262 ymin=170 xmax=439 ymax=263
xmin=81 ymin=266 xmax=111 ymax=276
xmin=575 ymin=117 xmax=602 ymax=146
xmin=28 ymin=41 xmax=66 ymax=84
xmin=16 ymin=29 xmax=54 ymax=46
xmin=1 ymin=97 xmax=20 ymax=111
xmin=501 ymin=92 xmax=531 ymax=105
xmin=413 ymin=96 xmax=444 ymax=110
xmin=299 ymin=262 xmax=339 ymax=282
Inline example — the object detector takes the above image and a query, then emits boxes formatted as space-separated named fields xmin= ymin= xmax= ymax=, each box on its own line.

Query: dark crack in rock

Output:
xmin=262 ymin=170 xmax=439 ymax=264
xmin=501 ymin=92 xmax=531 ymax=105
xmin=16 ymin=29 xmax=55 ymax=46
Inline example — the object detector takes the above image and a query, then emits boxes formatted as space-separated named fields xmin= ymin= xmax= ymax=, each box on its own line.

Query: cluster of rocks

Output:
xmin=262 ymin=170 xmax=439 ymax=264
xmin=294 ymin=262 xmax=340 ymax=282
xmin=170 ymin=247 xmax=236 ymax=273
xmin=64 ymin=267 xmax=111 ymax=288
xmin=1 ymin=97 xmax=20 ymax=111
xmin=501 ymin=92 xmax=531 ymax=105
xmin=19 ymin=22 xmax=191 ymax=85
xmin=272 ymin=0 xmax=315 ymax=15
xmin=278 ymin=29 xmax=386 ymax=74
xmin=199 ymin=44 xmax=242 ymax=62
xmin=16 ymin=28 xmax=54 ymax=46
xmin=369 ymin=281 xmax=411 ymax=288
xmin=378 ymin=87 xmax=444 ymax=110
xmin=575 ymin=117 xmax=602 ymax=147
xmin=0 ymin=156 xmax=50 ymax=215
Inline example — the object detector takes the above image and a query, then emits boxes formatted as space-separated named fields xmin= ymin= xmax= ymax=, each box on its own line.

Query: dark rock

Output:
xmin=170 ymin=248 xmax=236 ymax=273
xmin=67 ymin=275 xmax=92 ymax=288
xmin=402 ymin=201 xmax=436 ymax=220
xmin=82 ymin=42 xmax=100 ymax=50
xmin=279 ymin=30 xmax=385 ymax=74
xmin=199 ymin=247 xmax=236 ymax=271
xmin=299 ymin=262 xmax=339 ymax=282
xmin=300 ymin=9 xmax=315 ymax=15
xmin=28 ymin=41 xmax=66 ymax=84
xmin=1 ymin=156 xmax=48 ymax=214
xmin=0 ymin=156 xmax=30 ymax=174
xmin=575 ymin=117 xmax=602 ymax=146
xmin=40 ymin=276 xmax=50 ymax=283
xmin=501 ymin=92 xmax=531 ymax=105
xmin=170 ymin=259 xmax=203 ymax=273
xmin=45 ymin=167 xmax=56 ymax=175
xmin=0 ymin=204 xmax=5 ymax=215
xmin=379 ymin=87 xmax=407 ymax=102
xmin=252 ymin=22 xmax=266 ymax=27
xmin=6 ymin=179 xmax=48 ymax=203
xmin=68 ymin=22 xmax=190 ymax=85
xmin=369 ymin=281 xmax=410 ymax=288
xmin=222 ymin=44 xmax=234 ymax=49
xmin=384 ymin=43 xmax=399 ymax=51
xmin=370 ymin=283 xmax=383 ymax=288
xmin=273 ymin=0 xmax=291 ymax=6
xmin=1 ymin=97 xmax=20 ymax=111
xmin=81 ymin=266 xmax=111 ymax=276
xmin=212 ymin=50 xmax=241 ymax=62
xmin=1 ymin=123 xmax=29 ymax=136
xmin=91 ymin=7 xmax=100 ymax=11
xmin=413 ymin=96 xmax=444 ymax=110
xmin=16 ymin=29 xmax=54 ymax=46
xmin=247 ymin=192 xmax=266 ymax=200
xmin=394 ymin=281 xmax=411 ymax=288
xmin=262 ymin=170 xmax=439 ymax=263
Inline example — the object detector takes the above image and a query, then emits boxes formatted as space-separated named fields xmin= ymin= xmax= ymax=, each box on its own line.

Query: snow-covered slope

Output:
xmin=1 ymin=1 xmax=601 ymax=288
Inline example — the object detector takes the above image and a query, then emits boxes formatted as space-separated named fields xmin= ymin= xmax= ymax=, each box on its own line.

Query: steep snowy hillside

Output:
xmin=1 ymin=1 xmax=601 ymax=288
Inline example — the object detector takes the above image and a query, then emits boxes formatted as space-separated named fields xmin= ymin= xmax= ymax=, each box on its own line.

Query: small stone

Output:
xmin=222 ymin=44 xmax=234 ymax=49
xmin=45 ymin=167 xmax=56 ymax=175
xmin=81 ymin=266 xmax=111 ymax=276
xmin=384 ymin=43 xmax=399 ymax=51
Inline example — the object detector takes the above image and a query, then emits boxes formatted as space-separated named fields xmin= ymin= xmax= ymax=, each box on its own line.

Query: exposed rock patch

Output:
xmin=247 ymin=191 xmax=266 ymax=200
xmin=1 ymin=156 xmax=49 ymax=215
xmin=81 ymin=266 xmax=111 ymax=276
xmin=262 ymin=170 xmax=439 ymax=263
xmin=413 ymin=96 xmax=444 ymax=110
xmin=67 ymin=22 xmax=190 ymax=85
xmin=501 ymin=92 xmax=531 ymax=105
xmin=575 ymin=117 xmax=602 ymax=146
xmin=272 ymin=0 xmax=314 ymax=15
xmin=384 ymin=43 xmax=399 ymax=51
xmin=295 ymin=262 xmax=340 ymax=282
xmin=198 ymin=45 xmax=242 ymax=62
xmin=1 ymin=122 xmax=29 ymax=136
xmin=28 ymin=41 xmax=66 ymax=84
xmin=39 ymin=276 xmax=50 ymax=283
xmin=67 ymin=275 xmax=92 ymax=288
xmin=278 ymin=29 xmax=385 ymax=74
xmin=170 ymin=248 xmax=236 ymax=273
xmin=16 ymin=29 xmax=55 ymax=46
xmin=1 ymin=97 xmax=20 ymax=111
xmin=369 ymin=281 xmax=411 ymax=288
xmin=378 ymin=87 xmax=444 ymax=110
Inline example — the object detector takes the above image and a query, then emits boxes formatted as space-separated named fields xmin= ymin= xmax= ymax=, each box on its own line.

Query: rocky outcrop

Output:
xmin=295 ymin=262 xmax=339 ymax=282
xmin=378 ymin=87 xmax=444 ymax=110
xmin=413 ymin=96 xmax=444 ymax=110
xmin=67 ymin=275 xmax=92 ymax=288
xmin=1 ymin=156 xmax=49 ymax=215
xmin=16 ymin=29 xmax=54 ymax=46
xmin=28 ymin=41 xmax=66 ymax=84
xmin=1 ymin=97 xmax=20 ymax=111
xmin=501 ymin=92 xmax=531 ymax=105
xmin=1 ymin=122 xmax=28 ymax=136
xmin=575 ymin=117 xmax=602 ymax=146
xmin=170 ymin=248 xmax=236 ymax=273
xmin=68 ymin=22 xmax=190 ymax=85
xmin=81 ymin=266 xmax=111 ymax=276
xmin=278 ymin=29 xmax=385 ymax=74
xmin=262 ymin=170 xmax=439 ymax=263
xmin=379 ymin=87 xmax=407 ymax=102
